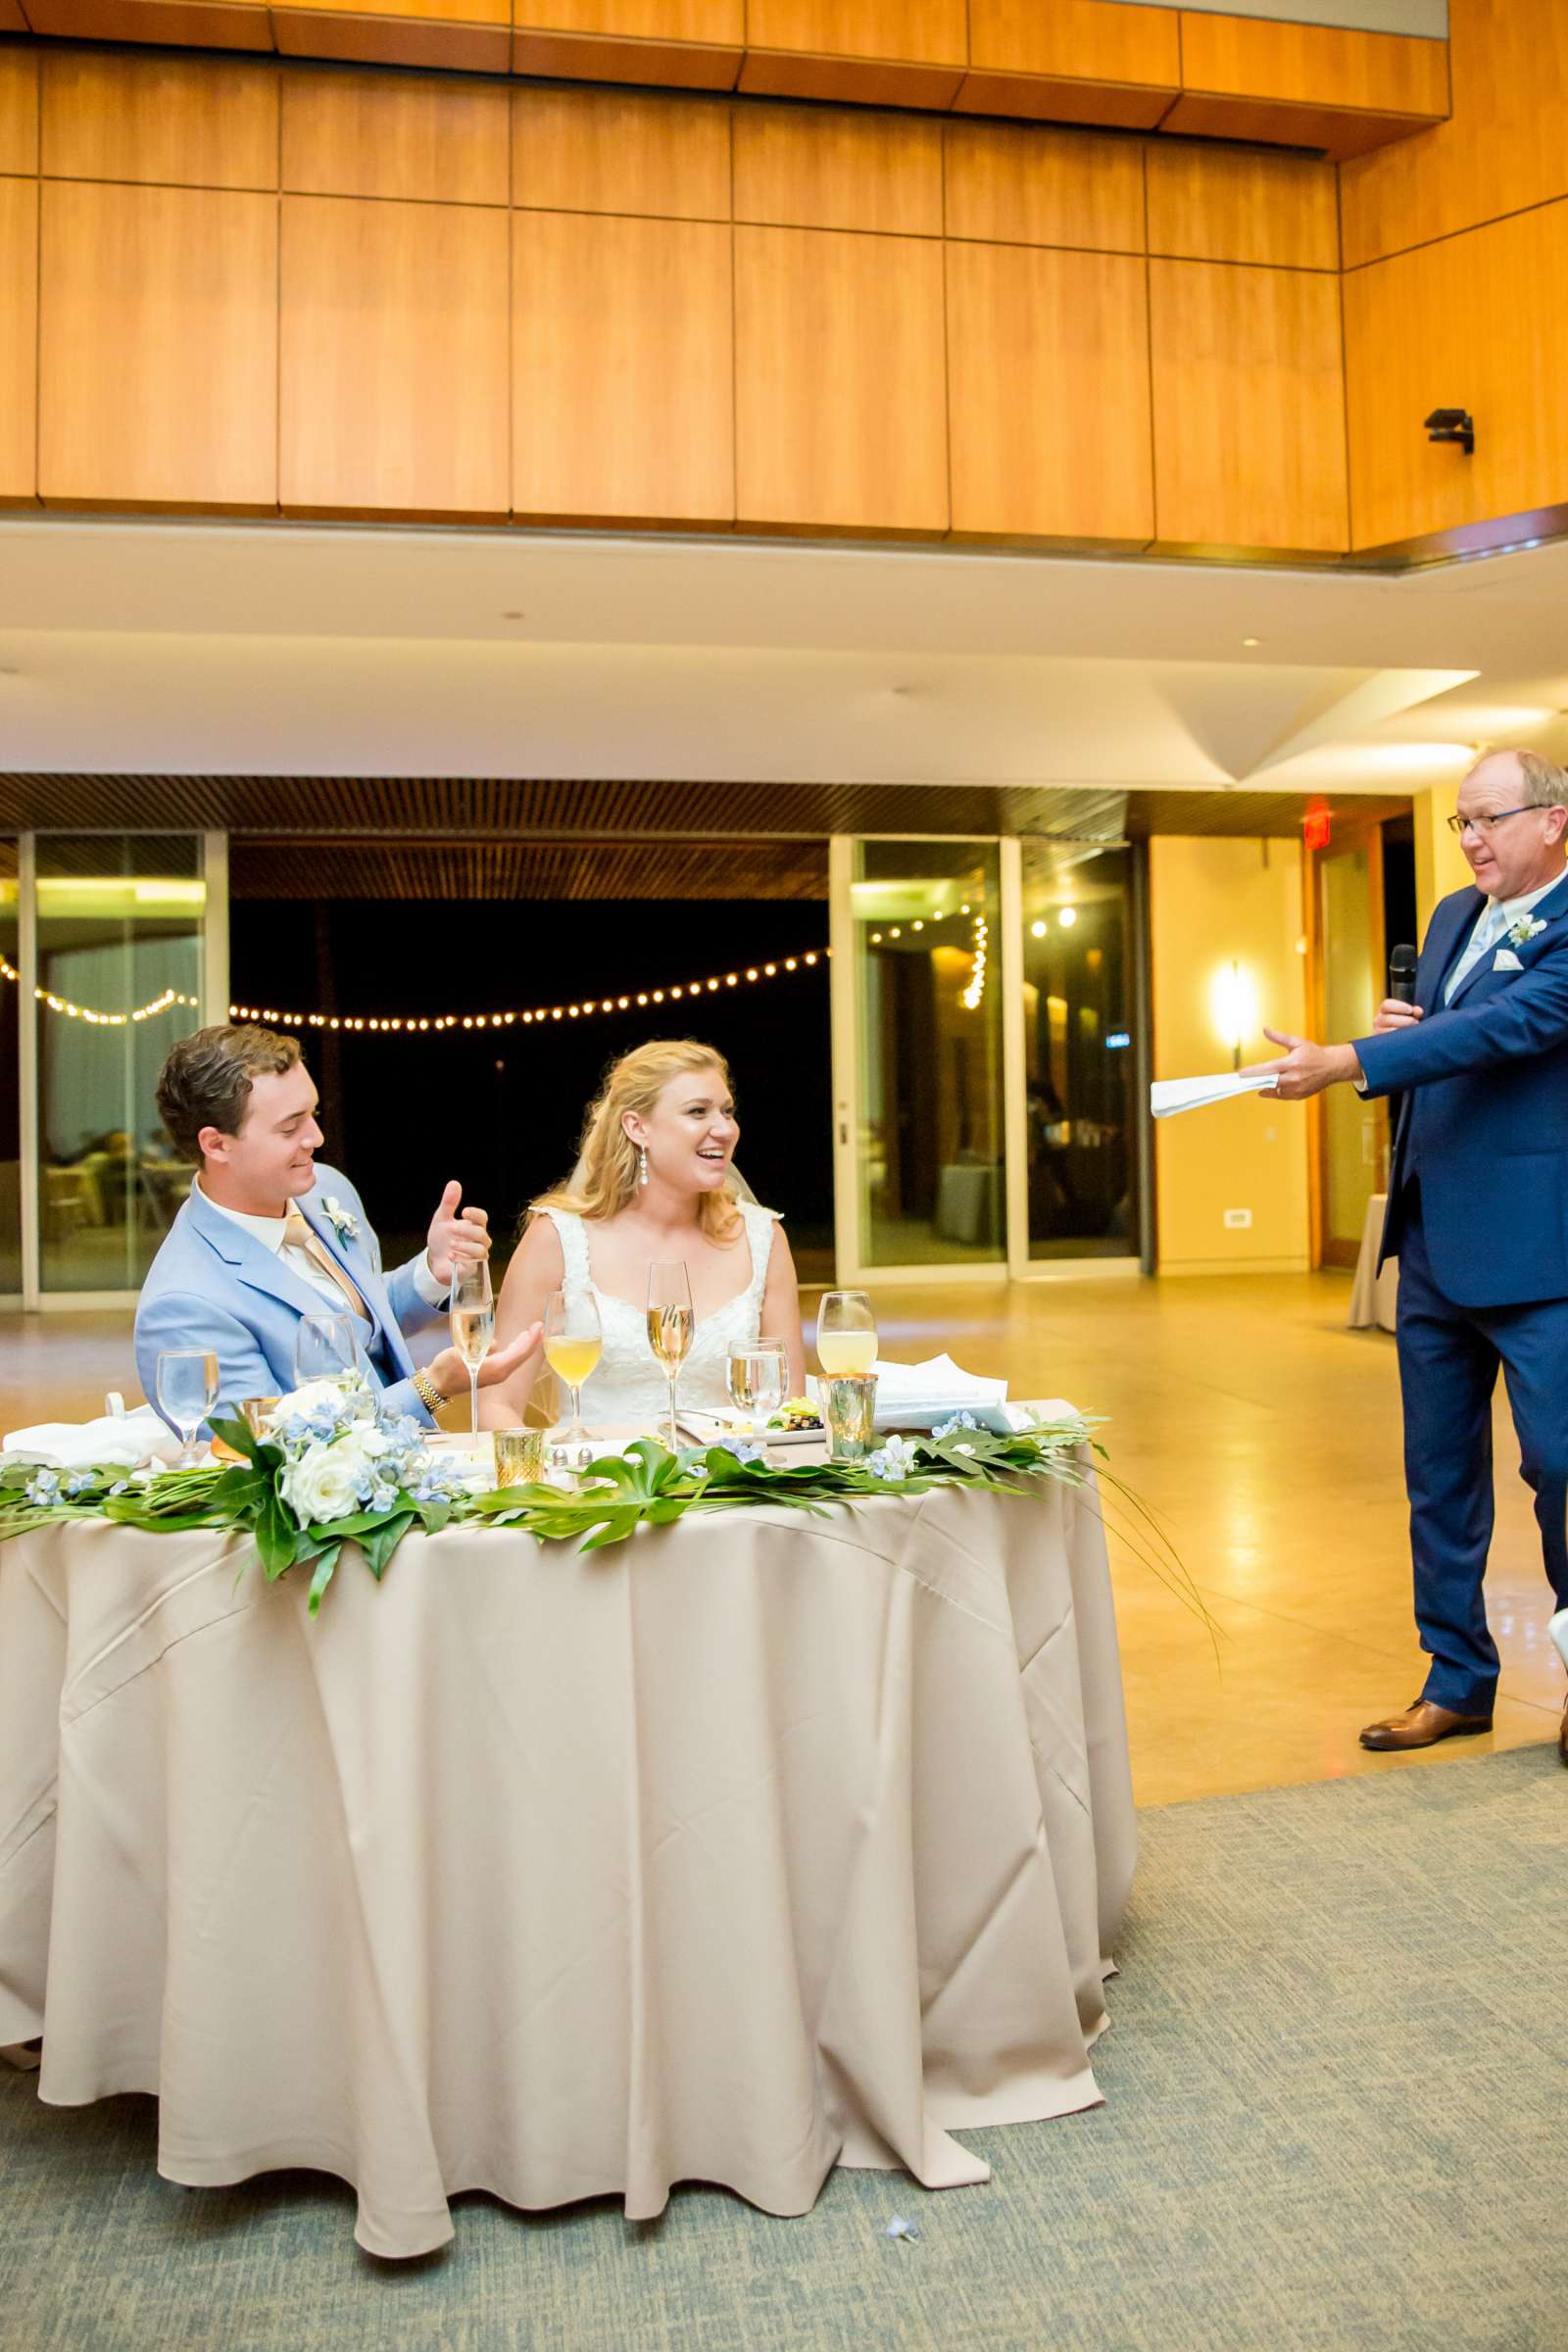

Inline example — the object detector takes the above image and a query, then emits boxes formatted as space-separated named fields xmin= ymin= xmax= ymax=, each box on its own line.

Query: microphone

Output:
xmin=1389 ymin=943 xmax=1418 ymax=1005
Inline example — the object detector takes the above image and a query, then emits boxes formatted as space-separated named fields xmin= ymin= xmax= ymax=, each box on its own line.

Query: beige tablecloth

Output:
xmin=0 ymin=1475 xmax=1135 ymax=2258
xmin=1348 ymin=1191 xmax=1398 ymax=1332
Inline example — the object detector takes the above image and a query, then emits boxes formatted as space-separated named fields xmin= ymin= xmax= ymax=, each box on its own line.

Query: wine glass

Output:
xmin=647 ymin=1261 xmax=694 ymax=1450
xmin=450 ymin=1257 xmax=495 ymax=1437
xmin=544 ymin=1288 xmax=603 ymax=1449
xmin=157 ymin=1348 xmax=219 ymax=1466
xmin=727 ymin=1338 xmax=788 ymax=1461
xmin=294 ymin=1311 xmax=359 ymax=1393
xmin=815 ymin=1290 xmax=877 ymax=1378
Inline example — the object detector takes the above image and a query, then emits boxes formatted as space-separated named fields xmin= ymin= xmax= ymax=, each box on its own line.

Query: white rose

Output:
xmin=280 ymin=1442 xmax=364 ymax=1524
xmin=270 ymin=1377 xmax=353 ymax=1424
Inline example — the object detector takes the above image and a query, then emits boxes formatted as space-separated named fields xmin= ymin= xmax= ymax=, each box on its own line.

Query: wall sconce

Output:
xmin=1424 ymin=407 xmax=1476 ymax=456
xmin=1211 ymin=958 xmax=1257 ymax=1073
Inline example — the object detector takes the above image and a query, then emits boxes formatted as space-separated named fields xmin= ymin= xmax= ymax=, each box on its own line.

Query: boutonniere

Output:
xmin=321 ymin=1196 xmax=360 ymax=1244
xmin=1506 ymin=913 xmax=1548 ymax=949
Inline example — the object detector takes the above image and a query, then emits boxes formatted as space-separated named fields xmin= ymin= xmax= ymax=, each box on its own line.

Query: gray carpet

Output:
xmin=4 ymin=1745 xmax=1565 ymax=2352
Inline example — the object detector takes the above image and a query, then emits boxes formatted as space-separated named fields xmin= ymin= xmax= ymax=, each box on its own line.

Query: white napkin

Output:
xmin=1151 ymin=1071 xmax=1276 ymax=1119
xmin=1 ymin=1406 xmax=180 ymax=1471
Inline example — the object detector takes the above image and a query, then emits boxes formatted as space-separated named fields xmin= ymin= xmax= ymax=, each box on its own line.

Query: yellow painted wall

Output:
xmin=1411 ymin=783 xmax=1475 ymax=935
xmin=1151 ymin=835 xmax=1310 ymax=1274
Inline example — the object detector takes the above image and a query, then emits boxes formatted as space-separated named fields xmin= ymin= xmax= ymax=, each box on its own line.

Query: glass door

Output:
xmin=830 ymin=837 xmax=1005 ymax=1280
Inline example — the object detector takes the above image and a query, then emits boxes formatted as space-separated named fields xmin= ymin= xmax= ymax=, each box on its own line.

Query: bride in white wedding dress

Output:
xmin=483 ymin=1038 xmax=805 ymax=1430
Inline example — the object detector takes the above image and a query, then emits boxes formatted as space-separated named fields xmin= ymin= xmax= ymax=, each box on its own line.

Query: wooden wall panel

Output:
xmin=40 ymin=50 xmax=279 ymax=189
xmin=519 ymin=0 xmax=737 ymax=33
xmin=0 ymin=46 xmax=38 ymax=174
xmin=281 ymin=67 xmax=508 ymax=203
xmin=740 ymin=0 xmax=963 ymax=107
xmin=24 ymin=0 xmax=272 ymax=50
xmin=733 ymin=102 xmax=942 ymax=235
xmin=1150 ymin=259 xmax=1347 ymax=553
xmin=943 ymin=121 xmax=1143 ymax=253
xmin=1180 ymin=11 xmax=1447 ymax=112
xmin=280 ymin=193 xmax=509 ymax=515
xmin=1345 ymin=201 xmax=1568 ymax=553
xmin=0 ymin=1 xmax=28 ymax=27
xmin=513 ymin=84 xmax=730 ymax=219
xmin=513 ymin=210 xmax=732 ymax=521
xmin=1168 ymin=13 xmax=1448 ymax=159
xmin=960 ymin=0 xmax=1179 ymax=129
xmin=38 ymin=181 xmax=277 ymax=508
xmin=947 ymin=241 xmax=1152 ymax=543
xmin=1147 ymin=141 xmax=1337 ymax=271
xmin=1341 ymin=0 xmax=1568 ymax=270
xmin=0 ymin=176 xmax=37 ymax=501
xmin=275 ymin=0 xmax=511 ymax=76
xmin=735 ymin=224 xmax=946 ymax=531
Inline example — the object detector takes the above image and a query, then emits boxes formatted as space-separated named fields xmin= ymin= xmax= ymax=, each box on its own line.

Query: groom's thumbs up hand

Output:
xmin=427 ymin=1179 xmax=492 ymax=1283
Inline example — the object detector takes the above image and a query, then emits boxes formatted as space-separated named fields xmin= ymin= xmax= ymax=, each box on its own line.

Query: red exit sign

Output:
xmin=1302 ymin=808 xmax=1332 ymax=851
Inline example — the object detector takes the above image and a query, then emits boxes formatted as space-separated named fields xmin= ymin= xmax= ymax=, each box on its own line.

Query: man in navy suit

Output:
xmin=136 ymin=1024 xmax=540 ymax=1427
xmin=1256 ymin=748 xmax=1568 ymax=1767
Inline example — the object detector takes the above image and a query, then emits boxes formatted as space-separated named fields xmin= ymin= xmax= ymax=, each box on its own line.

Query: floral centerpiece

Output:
xmin=0 ymin=1386 xmax=1206 ymax=1630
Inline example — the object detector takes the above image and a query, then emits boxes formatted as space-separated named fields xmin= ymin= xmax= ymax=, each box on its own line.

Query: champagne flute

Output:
xmin=294 ymin=1311 xmax=359 ymax=1393
xmin=157 ymin=1348 xmax=219 ymax=1466
xmin=727 ymin=1338 xmax=788 ymax=1461
xmin=544 ymin=1288 xmax=602 ymax=1449
xmin=450 ymin=1258 xmax=495 ymax=1437
xmin=815 ymin=1290 xmax=877 ymax=1377
xmin=647 ymin=1261 xmax=694 ymax=1450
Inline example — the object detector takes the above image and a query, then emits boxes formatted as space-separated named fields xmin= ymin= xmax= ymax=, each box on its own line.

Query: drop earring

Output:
xmin=638 ymin=1146 xmax=649 ymax=1188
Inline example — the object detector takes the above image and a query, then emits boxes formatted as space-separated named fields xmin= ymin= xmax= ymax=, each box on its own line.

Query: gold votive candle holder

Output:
xmin=494 ymin=1428 xmax=549 ymax=1487
xmin=824 ymin=1374 xmax=878 ymax=1462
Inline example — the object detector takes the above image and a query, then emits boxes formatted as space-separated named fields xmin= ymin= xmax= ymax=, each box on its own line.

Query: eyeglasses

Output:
xmin=1446 ymin=806 xmax=1541 ymax=838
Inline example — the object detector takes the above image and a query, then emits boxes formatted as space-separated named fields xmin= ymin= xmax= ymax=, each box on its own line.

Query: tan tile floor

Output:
xmin=5 ymin=1273 xmax=1563 ymax=1807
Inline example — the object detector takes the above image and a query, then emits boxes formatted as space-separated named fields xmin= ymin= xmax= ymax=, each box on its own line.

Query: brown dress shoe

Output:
xmin=1359 ymin=1699 xmax=1494 ymax=1751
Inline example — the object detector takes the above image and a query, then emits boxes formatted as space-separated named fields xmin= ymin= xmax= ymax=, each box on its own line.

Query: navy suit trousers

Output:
xmin=1396 ymin=1192 xmax=1568 ymax=1714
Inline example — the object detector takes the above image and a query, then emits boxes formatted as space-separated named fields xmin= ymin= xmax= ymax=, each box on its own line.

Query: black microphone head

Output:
xmin=1390 ymin=943 xmax=1419 ymax=1004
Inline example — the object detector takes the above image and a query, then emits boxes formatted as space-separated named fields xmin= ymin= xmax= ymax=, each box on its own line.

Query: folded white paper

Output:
xmin=1151 ymin=1071 xmax=1277 ymax=1120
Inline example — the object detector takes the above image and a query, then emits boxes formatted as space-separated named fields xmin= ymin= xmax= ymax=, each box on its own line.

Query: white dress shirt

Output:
xmin=198 ymin=1184 xmax=448 ymax=1313
xmin=1443 ymin=872 xmax=1563 ymax=1004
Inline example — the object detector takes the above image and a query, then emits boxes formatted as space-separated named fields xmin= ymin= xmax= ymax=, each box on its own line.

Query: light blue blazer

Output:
xmin=134 ymin=1163 xmax=444 ymax=1429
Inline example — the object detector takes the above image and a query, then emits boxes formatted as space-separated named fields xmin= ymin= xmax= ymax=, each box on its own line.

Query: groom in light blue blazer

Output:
xmin=136 ymin=1025 xmax=539 ymax=1429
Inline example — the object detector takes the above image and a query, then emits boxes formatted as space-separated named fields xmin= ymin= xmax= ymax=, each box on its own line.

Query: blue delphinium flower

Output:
xmin=24 ymin=1468 xmax=62 ymax=1507
xmin=931 ymin=1412 xmax=979 ymax=1442
xmin=729 ymin=1439 xmax=768 ymax=1465
xmin=866 ymin=1435 xmax=921 ymax=1482
xmin=65 ymin=1471 xmax=98 ymax=1498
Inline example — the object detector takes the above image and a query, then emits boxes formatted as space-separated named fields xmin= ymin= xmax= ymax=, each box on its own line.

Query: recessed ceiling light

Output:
xmin=1030 ymin=918 xmax=1048 ymax=938
xmin=1242 ymin=637 xmax=1260 ymax=648
xmin=500 ymin=610 xmax=525 ymax=621
xmin=1058 ymin=906 xmax=1078 ymax=929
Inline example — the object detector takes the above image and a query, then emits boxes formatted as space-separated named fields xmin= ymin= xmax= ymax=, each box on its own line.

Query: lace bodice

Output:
xmin=537 ymin=1201 xmax=779 ymax=1424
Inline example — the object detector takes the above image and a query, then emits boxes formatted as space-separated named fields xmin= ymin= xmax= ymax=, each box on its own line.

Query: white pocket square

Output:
xmin=1493 ymin=947 xmax=1524 ymax=970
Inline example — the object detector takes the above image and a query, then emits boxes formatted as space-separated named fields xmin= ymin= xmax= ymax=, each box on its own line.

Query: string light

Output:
xmin=960 ymin=912 xmax=989 ymax=1011
xmin=228 ymin=944 xmax=830 ymax=1035
xmin=0 ymin=956 xmax=200 ymax=1028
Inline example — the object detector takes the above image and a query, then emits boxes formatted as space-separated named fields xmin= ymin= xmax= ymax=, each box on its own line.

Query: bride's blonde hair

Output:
xmin=531 ymin=1038 xmax=742 ymax=1240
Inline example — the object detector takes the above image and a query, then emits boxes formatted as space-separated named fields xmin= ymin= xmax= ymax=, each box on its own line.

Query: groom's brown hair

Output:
xmin=156 ymin=1024 xmax=302 ymax=1160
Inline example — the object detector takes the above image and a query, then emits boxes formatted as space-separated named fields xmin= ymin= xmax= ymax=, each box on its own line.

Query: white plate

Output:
xmin=678 ymin=1411 xmax=823 ymax=1449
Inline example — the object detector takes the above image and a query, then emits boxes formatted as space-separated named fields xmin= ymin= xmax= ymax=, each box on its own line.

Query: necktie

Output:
xmin=282 ymin=1207 xmax=371 ymax=1326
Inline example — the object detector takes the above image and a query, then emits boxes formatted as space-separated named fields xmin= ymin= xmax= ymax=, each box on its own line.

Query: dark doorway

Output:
xmin=228 ymin=845 xmax=834 ymax=1280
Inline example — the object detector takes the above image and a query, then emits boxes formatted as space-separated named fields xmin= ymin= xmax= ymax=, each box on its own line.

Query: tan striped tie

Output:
xmin=283 ymin=1207 xmax=372 ymax=1324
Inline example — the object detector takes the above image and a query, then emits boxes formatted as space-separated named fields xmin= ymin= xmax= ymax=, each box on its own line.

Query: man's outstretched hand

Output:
xmin=1245 ymin=1029 xmax=1365 ymax=1101
xmin=426 ymin=1321 xmax=544 ymax=1403
xmin=426 ymin=1180 xmax=491 ymax=1285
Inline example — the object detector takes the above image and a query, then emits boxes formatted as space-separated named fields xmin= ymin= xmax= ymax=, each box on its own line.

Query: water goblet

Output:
xmin=156 ymin=1348 xmax=219 ymax=1466
xmin=816 ymin=1290 xmax=877 ymax=1379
